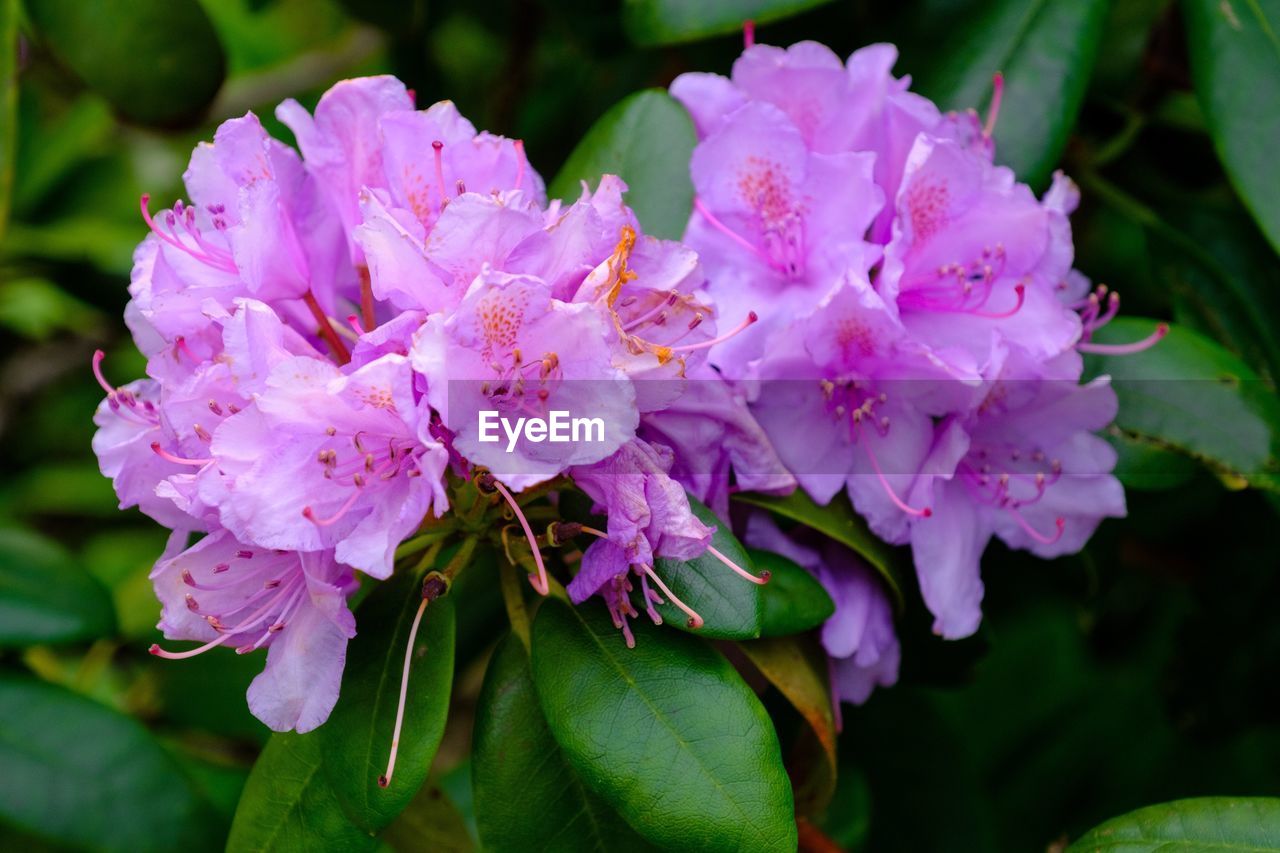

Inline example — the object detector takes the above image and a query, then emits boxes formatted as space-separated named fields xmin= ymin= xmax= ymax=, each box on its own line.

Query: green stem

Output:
xmin=394 ymin=527 xmax=453 ymax=561
xmin=499 ymin=559 xmax=532 ymax=649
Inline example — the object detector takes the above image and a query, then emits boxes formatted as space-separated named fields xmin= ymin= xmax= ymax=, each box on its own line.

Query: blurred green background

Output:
xmin=1 ymin=0 xmax=1279 ymax=850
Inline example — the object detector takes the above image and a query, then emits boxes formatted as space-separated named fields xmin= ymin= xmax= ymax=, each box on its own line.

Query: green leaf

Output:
xmin=653 ymin=494 xmax=764 ymax=639
xmin=549 ymin=90 xmax=695 ymax=240
xmin=622 ymin=0 xmax=835 ymax=46
xmin=227 ymin=731 xmax=376 ymax=852
xmin=382 ymin=782 xmax=476 ymax=853
xmin=738 ymin=634 xmax=837 ymax=815
xmin=751 ymin=548 xmax=834 ymax=637
xmin=1183 ymin=0 xmax=1280 ymax=256
xmin=0 ymin=527 xmax=116 ymax=646
xmin=26 ymin=0 xmax=226 ymax=126
xmin=911 ymin=0 xmax=1109 ymax=187
xmin=318 ymin=569 xmax=456 ymax=833
xmin=531 ymin=598 xmax=796 ymax=853
xmin=1085 ymin=318 xmax=1280 ymax=491
xmin=0 ymin=675 xmax=214 ymax=852
xmin=1068 ymin=797 xmax=1280 ymax=851
xmin=472 ymin=633 xmax=653 ymax=852
xmin=0 ymin=0 xmax=16 ymax=239
xmin=735 ymin=489 xmax=900 ymax=608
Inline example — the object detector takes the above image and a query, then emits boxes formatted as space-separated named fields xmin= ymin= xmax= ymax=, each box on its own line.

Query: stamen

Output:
xmin=91 ymin=350 xmax=114 ymax=396
xmin=150 ymin=442 xmax=212 ymax=467
xmin=706 ymin=544 xmax=770 ymax=585
xmin=984 ymin=71 xmax=1004 ymax=138
xmin=743 ymin=19 xmax=755 ymax=49
xmin=1078 ymin=323 xmax=1167 ymax=355
xmin=379 ymin=596 xmax=427 ymax=789
xmin=666 ymin=311 xmax=758 ymax=353
xmin=969 ymin=283 xmax=1024 ymax=319
xmin=861 ymin=439 xmax=931 ymax=518
xmin=432 ymin=140 xmax=447 ymax=212
xmin=693 ymin=199 xmax=784 ymax=272
xmin=302 ymin=489 xmax=363 ymax=527
xmin=639 ymin=564 xmax=703 ymax=629
xmin=1009 ymin=510 xmax=1065 ymax=545
xmin=514 ymin=140 xmax=526 ymax=190
xmin=491 ymin=479 xmax=549 ymax=595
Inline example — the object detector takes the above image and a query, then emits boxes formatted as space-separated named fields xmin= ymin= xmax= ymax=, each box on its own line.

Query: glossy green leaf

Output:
xmin=0 ymin=527 xmax=116 ymax=646
xmin=531 ymin=598 xmax=796 ymax=853
xmin=912 ymin=0 xmax=1109 ymax=187
xmin=750 ymin=548 xmax=834 ymax=637
xmin=0 ymin=0 xmax=16 ymax=239
xmin=735 ymin=489 xmax=900 ymax=607
xmin=549 ymin=90 xmax=695 ymax=240
xmin=382 ymin=782 xmax=476 ymax=853
xmin=1069 ymin=797 xmax=1280 ymax=851
xmin=27 ymin=0 xmax=226 ymax=126
xmin=622 ymin=0 xmax=834 ymax=46
xmin=472 ymin=633 xmax=653 ymax=852
xmin=738 ymin=634 xmax=837 ymax=814
xmin=653 ymin=494 xmax=764 ymax=639
xmin=0 ymin=675 xmax=213 ymax=852
xmin=227 ymin=731 xmax=376 ymax=852
xmin=1183 ymin=0 xmax=1280 ymax=256
xmin=1085 ymin=318 xmax=1280 ymax=491
xmin=319 ymin=569 xmax=456 ymax=833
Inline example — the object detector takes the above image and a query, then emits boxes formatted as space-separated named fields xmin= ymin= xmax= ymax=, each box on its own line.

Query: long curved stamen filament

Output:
xmin=514 ymin=140 xmax=526 ymax=191
xmin=91 ymin=350 xmax=114 ymax=396
xmin=1009 ymin=510 xmax=1065 ymax=545
xmin=379 ymin=596 xmax=428 ymax=788
xmin=639 ymin=564 xmax=703 ymax=629
xmin=1078 ymin=323 xmax=1167 ymax=355
xmin=302 ymin=290 xmax=351 ymax=364
xmin=984 ymin=71 xmax=1004 ymax=138
xmin=492 ymin=479 xmax=549 ymax=595
xmin=861 ymin=438 xmax=932 ymax=518
xmin=432 ymin=140 xmax=448 ymax=212
xmin=706 ymin=545 xmax=770 ymax=584
xmin=693 ymin=199 xmax=783 ymax=272
xmin=969 ymin=284 xmax=1025 ymax=319
xmin=667 ymin=311 xmax=758 ymax=353
xmin=150 ymin=442 xmax=212 ymax=467
xmin=303 ymin=489 xmax=363 ymax=527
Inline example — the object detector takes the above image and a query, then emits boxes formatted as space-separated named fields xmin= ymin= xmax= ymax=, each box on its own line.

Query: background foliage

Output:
xmin=1 ymin=0 xmax=1279 ymax=850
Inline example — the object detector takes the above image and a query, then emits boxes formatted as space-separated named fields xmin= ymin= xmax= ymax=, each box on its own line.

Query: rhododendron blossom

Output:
xmin=92 ymin=76 xmax=782 ymax=746
xmin=673 ymin=36 xmax=1156 ymax=694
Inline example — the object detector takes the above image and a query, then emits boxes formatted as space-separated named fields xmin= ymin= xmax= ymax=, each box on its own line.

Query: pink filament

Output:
xmin=1078 ymin=323 xmax=1167 ymax=355
xmin=743 ymin=19 xmax=756 ymax=49
xmin=693 ymin=198 xmax=784 ymax=272
xmin=1009 ymin=510 xmax=1065 ymax=545
xmin=514 ymin=140 xmax=526 ymax=191
xmin=302 ymin=488 xmax=363 ymax=527
xmin=968 ymin=283 xmax=1025 ymax=319
xmin=667 ymin=311 xmax=758 ymax=353
xmin=984 ymin=72 xmax=1004 ymax=138
xmin=640 ymin=564 xmax=704 ymax=629
xmin=706 ymin=544 xmax=770 ymax=585
xmin=379 ymin=595 xmax=429 ymax=788
xmin=432 ymin=140 xmax=447 ymax=212
xmin=150 ymin=442 xmax=212 ymax=467
xmin=492 ymin=479 xmax=549 ymax=595
xmin=861 ymin=438 xmax=932 ymax=518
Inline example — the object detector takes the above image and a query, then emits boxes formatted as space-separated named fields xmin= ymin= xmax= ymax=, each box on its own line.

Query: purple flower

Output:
xmin=200 ymin=352 xmax=448 ymax=579
xmin=149 ymin=528 xmax=357 ymax=733
xmin=906 ymin=348 xmax=1126 ymax=638
xmin=745 ymin=513 xmax=899 ymax=704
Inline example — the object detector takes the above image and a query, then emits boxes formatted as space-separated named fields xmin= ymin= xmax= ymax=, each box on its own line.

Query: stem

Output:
xmin=499 ymin=559 xmax=531 ymax=649
xmin=395 ymin=528 xmax=453 ymax=561
xmin=358 ymin=265 xmax=376 ymax=332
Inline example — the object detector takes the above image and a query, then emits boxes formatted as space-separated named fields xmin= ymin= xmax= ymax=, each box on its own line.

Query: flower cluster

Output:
xmin=672 ymin=38 xmax=1159 ymax=697
xmin=93 ymin=76 xmax=786 ymax=736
